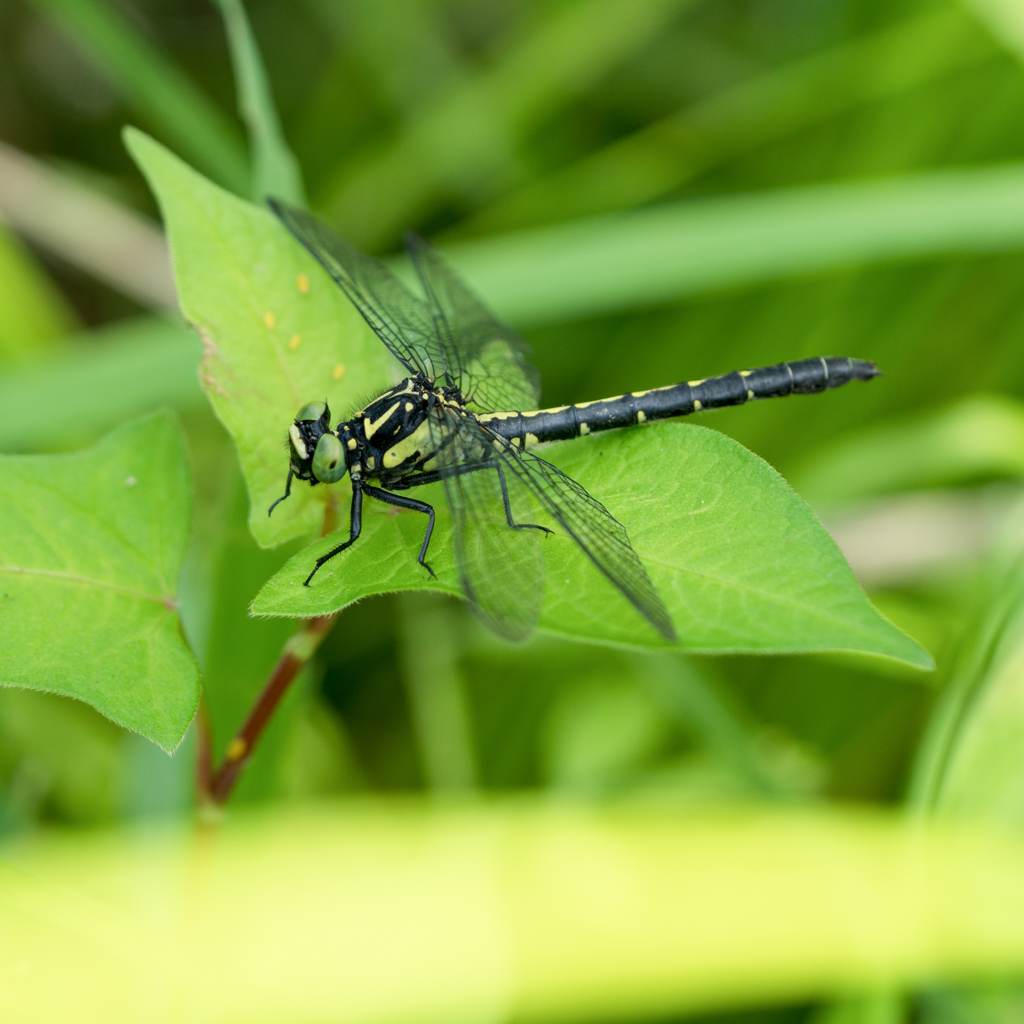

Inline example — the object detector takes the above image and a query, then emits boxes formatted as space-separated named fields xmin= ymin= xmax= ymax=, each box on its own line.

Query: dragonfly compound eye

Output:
xmin=312 ymin=432 xmax=347 ymax=482
xmin=296 ymin=401 xmax=328 ymax=423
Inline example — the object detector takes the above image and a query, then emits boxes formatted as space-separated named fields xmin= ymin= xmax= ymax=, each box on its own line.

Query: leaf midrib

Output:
xmin=0 ymin=566 xmax=174 ymax=609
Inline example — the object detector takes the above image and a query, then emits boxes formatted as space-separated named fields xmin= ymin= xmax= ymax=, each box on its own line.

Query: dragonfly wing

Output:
xmin=498 ymin=439 xmax=677 ymax=642
xmin=428 ymin=405 xmax=545 ymax=641
xmin=270 ymin=199 xmax=448 ymax=380
xmin=405 ymin=232 xmax=541 ymax=413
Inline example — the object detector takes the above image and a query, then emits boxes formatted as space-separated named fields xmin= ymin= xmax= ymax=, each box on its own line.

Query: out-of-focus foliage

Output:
xmin=4 ymin=0 xmax=1024 ymax=1020
xmin=7 ymin=805 xmax=1024 ymax=1024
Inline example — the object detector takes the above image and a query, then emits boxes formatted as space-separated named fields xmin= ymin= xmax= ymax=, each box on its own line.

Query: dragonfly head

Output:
xmin=288 ymin=400 xmax=348 ymax=485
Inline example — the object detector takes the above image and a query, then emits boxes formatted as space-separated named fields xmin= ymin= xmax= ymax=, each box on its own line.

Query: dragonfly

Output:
xmin=268 ymin=199 xmax=880 ymax=643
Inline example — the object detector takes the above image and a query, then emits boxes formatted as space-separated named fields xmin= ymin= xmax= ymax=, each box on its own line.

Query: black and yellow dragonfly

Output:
xmin=268 ymin=200 xmax=880 ymax=643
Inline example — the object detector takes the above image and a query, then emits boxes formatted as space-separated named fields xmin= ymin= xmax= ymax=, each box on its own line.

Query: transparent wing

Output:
xmin=406 ymin=233 xmax=541 ymax=413
xmin=428 ymin=404 xmax=545 ymax=641
xmin=507 ymin=443 xmax=675 ymax=641
xmin=270 ymin=199 xmax=449 ymax=380
xmin=429 ymin=408 xmax=675 ymax=642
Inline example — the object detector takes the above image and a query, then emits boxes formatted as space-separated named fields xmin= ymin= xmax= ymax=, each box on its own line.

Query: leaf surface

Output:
xmin=125 ymin=128 xmax=391 ymax=548
xmin=0 ymin=411 xmax=199 ymax=750
xmin=254 ymin=422 xmax=931 ymax=667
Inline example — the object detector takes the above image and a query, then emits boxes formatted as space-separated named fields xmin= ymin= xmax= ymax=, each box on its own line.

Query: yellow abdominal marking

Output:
xmin=366 ymin=456 xmax=375 ymax=470
xmin=740 ymin=369 xmax=752 ymax=377
xmin=693 ymin=400 xmax=702 ymax=411
xmin=579 ymin=422 xmax=591 ymax=434
xmin=347 ymin=438 xmax=357 ymax=450
xmin=747 ymin=390 xmax=755 ymax=399
xmin=288 ymin=424 xmax=307 ymax=460
xmin=525 ymin=433 xmax=540 ymax=447
xmin=636 ymin=411 xmax=645 ymax=423
xmin=630 ymin=384 xmax=675 ymax=398
xmin=688 ymin=379 xmax=704 ymax=387
xmin=364 ymin=402 xmax=400 ymax=440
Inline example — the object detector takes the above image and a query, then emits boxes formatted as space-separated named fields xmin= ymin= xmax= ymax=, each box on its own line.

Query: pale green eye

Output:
xmin=296 ymin=401 xmax=327 ymax=423
xmin=312 ymin=433 xmax=346 ymax=482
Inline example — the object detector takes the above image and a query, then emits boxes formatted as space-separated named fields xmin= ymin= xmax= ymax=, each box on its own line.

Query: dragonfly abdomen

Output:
xmin=481 ymin=357 xmax=879 ymax=448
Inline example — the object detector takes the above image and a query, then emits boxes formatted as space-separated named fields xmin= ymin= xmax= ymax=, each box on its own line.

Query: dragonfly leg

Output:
xmin=363 ymin=483 xmax=437 ymax=578
xmin=268 ymin=470 xmax=294 ymax=516
xmin=495 ymin=463 xmax=552 ymax=535
xmin=305 ymin=482 xmax=363 ymax=586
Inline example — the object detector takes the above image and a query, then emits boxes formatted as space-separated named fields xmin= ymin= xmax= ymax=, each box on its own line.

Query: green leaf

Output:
xmin=8 ymin=804 xmax=1024 ymax=1020
xmin=29 ymin=0 xmax=248 ymax=195
xmin=124 ymin=128 xmax=391 ymax=548
xmin=214 ymin=0 xmax=306 ymax=206
xmin=254 ymin=422 xmax=931 ymax=668
xmin=0 ymin=411 xmax=199 ymax=750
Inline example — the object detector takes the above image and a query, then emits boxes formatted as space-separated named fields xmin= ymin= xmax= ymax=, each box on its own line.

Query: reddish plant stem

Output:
xmin=208 ymin=613 xmax=337 ymax=805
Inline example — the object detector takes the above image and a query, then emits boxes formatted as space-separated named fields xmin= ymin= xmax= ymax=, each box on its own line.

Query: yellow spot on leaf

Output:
xmin=263 ymin=312 xmax=276 ymax=329
xmin=297 ymin=273 xmax=310 ymax=294
xmin=226 ymin=738 xmax=247 ymax=761
xmin=333 ymin=363 xmax=346 ymax=380
xmin=289 ymin=334 xmax=301 ymax=350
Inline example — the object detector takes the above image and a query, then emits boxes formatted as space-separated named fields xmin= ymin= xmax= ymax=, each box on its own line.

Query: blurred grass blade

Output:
xmin=0 ymin=140 xmax=175 ymax=311
xmin=318 ymin=0 xmax=694 ymax=247
xmin=910 ymin=519 xmax=1024 ymax=820
xmin=398 ymin=593 xmax=477 ymax=792
xmin=966 ymin=0 xmax=1024 ymax=62
xmin=10 ymin=806 xmax=1024 ymax=1020
xmin=0 ymin=218 xmax=76 ymax=362
xmin=0 ymin=317 xmax=201 ymax=452
xmin=214 ymin=0 xmax=305 ymax=206
xmin=638 ymin=654 xmax=795 ymax=799
xmin=436 ymin=164 xmax=1024 ymax=326
xmin=463 ymin=7 xmax=993 ymax=235
xmin=28 ymin=0 xmax=248 ymax=194
xmin=792 ymin=395 xmax=1024 ymax=506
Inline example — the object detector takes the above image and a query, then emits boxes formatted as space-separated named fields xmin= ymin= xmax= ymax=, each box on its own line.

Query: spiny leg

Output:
xmin=495 ymin=463 xmax=551 ymax=535
xmin=362 ymin=483 xmax=437 ymax=578
xmin=305 ymin=482 xmax=363 ymax=586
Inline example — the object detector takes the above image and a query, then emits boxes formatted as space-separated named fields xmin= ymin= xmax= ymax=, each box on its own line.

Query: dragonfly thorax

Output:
xmin=344 ymin=376 xmax=455 ymax=484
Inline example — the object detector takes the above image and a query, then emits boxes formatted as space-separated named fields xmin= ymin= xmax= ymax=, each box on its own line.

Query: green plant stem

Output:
xmin=206 ymin=613 xmax=336 ymax=805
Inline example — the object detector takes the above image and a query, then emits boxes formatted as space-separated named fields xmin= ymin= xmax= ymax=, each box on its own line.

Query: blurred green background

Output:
xmin=5 ymin=0 xmax=1024 ymax=1019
